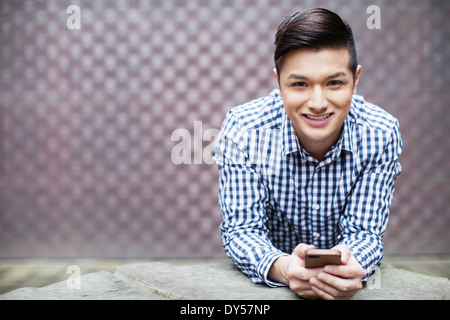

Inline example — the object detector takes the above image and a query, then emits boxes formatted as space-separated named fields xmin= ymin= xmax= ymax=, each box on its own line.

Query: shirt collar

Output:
xmin=340 ymin=115 xmax=354 ymax=154
xmin=325 ymin=116 xmax=354 ymax=162
xmin=281 ymin=110 xmax=300 ymax=156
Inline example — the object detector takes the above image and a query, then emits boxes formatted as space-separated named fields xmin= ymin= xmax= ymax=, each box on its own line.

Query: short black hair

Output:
xmin=274 ymin=8 xmax=358 ymax=79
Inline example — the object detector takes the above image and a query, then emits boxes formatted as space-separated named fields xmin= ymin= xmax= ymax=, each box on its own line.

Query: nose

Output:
xmin=307 ymin=86 xmax=328 ymax=112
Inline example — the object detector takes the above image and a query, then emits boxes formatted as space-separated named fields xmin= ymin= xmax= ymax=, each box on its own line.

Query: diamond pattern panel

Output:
xmin=0 ymin=0 xmax=449 ymax=258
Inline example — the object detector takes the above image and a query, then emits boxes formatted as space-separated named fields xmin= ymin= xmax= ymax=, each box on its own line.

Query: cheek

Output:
xmin=327 ymin=91 xmax=353 ymax=111
xmin=281 ymin=91 xmax=308 ymax=113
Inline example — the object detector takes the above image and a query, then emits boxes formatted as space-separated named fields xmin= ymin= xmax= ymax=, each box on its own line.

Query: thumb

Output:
xmin=293 ymin=243 xmax=315 ymax=259
xmin=332 ymin=244 xmax=351 ymax=265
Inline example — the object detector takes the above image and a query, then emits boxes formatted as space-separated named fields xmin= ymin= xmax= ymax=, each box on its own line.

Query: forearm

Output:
xmin=267 ymin=255 xmax=290 ymax=285
xmin=222 ymin=227 xmax=288 ymax=286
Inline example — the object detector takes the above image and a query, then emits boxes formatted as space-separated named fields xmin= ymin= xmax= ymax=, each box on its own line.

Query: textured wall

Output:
xmin=0 ymin=0 xmax=449 ymax=258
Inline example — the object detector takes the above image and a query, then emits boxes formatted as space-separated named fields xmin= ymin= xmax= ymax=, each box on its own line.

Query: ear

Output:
xmin=353 ymin=65 xmax=362 ymax=94
xmin=273 ymin=68 xmax=280 ymax=88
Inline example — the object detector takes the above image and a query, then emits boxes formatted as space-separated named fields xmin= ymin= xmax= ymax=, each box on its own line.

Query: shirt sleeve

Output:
xmin=338 ymin=121 xmax=403 ymax=280
xmin=213 ymin=112 xmax=287 ymax=287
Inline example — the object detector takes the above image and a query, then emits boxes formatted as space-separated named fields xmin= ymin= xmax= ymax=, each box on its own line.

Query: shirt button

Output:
xmin=314 ymin=232 xmax=321 ymax=239
xmin=312 ymin=204 xmax=320 ymax=210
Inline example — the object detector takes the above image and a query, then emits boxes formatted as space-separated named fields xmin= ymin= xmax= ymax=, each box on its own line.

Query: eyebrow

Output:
xmin=287 ymin=71 xmax=348 ymax=80
xmin=327 ymin=72 xmax=347 ymax=78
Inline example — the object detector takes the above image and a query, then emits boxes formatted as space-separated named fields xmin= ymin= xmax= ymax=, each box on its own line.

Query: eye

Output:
xmin=291 ymin=81 xmax=308 ymax=88
xmin=327 ymin=80 xmax=344 ymax=87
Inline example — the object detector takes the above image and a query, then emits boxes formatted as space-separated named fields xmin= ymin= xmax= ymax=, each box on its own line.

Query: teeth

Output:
xmin=306 ymin=114 xmax=330 ymax=120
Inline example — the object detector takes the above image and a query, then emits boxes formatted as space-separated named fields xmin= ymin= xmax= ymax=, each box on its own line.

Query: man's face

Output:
xmin=275 ymin=48 xmax=361 ymax=160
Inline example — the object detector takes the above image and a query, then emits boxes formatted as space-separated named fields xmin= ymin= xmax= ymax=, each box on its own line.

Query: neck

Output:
xmin=295 ymin=126 xmax=344 ymax=163
xmin=301 ymin=141 xmax=329 ymax=162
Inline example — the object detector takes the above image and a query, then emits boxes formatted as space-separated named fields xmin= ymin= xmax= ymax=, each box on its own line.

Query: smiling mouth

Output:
xmin=303 ymin=113 xmax=332 ymax=121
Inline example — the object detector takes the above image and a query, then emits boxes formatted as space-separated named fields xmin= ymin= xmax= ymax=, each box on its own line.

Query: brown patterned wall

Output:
xmin=0 ymin=0 xmax=449 ymax=258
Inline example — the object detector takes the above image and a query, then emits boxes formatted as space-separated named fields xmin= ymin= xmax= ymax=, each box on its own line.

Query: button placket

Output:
xmin=309 ymin=164 xmax=324 ymax=246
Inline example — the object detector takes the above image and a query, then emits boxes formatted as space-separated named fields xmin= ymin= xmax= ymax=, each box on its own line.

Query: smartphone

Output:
xmin=305 ymin=249 xmax=342 ymax=268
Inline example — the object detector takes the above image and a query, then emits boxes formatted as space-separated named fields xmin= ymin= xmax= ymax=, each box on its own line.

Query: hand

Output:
xmin=268 ymin=243 xmax=323 ymax=299
xmin=309 ymin=244 xmax=365 ymax=300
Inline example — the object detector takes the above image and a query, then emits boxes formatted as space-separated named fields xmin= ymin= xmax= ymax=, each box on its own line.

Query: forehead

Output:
xmin=280 ymin=48 xmax=352 ymax=78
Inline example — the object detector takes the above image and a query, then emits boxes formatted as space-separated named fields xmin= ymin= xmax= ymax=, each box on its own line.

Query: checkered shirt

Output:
xmin=213 ymin=88 xmax=402 ymax=286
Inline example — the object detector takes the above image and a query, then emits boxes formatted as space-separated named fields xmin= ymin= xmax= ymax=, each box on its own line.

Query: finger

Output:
xmin=312 ymin=274 xmax=358 ymax=300
xmin=310 ymin=277 xmax=340 ymax=299
xmin=311 ymin=284 xmax=333 ymax=300
xmin=311 ymin=284 xmax=350 ymax=300
xmin=323 ymin=256 xmax=365 ymax=279
xmin=323 ymin=264 xmax=357 ymax=278
xmin=318 ymin=270 xmax=363 ymax=294
xmin=331 ymin=244 xmax=351 ymax=265
xmin=293 ymin=243 xmax=315 ymax=259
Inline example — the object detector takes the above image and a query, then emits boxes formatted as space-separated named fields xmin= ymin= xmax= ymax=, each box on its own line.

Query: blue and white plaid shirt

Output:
xmin=213 ymin=88 xmax=402 ymax=286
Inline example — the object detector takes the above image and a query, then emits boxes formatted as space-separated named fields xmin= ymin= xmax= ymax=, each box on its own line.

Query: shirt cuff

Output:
xmin=339 ymin=235 xmax=382 ymax=281
xmin=256 ymin=251 xmax=290 ymax=287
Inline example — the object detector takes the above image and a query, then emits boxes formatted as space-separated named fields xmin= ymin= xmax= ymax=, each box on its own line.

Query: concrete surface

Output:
xmin=1 ymin=260 xmax=449 ymax=300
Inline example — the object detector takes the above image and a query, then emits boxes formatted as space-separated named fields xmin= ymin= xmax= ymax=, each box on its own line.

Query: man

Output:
xmin=213 ymin=8 xmax=402 ymax=300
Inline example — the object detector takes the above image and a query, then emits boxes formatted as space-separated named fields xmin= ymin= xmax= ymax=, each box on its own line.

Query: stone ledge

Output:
xmin=1 ymin=260 xmax=449 ymax=300
xmin=113 ymin=261 xmax=298 ymax=300
xmin=0 ymin=271 xmax=164 ymax=300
